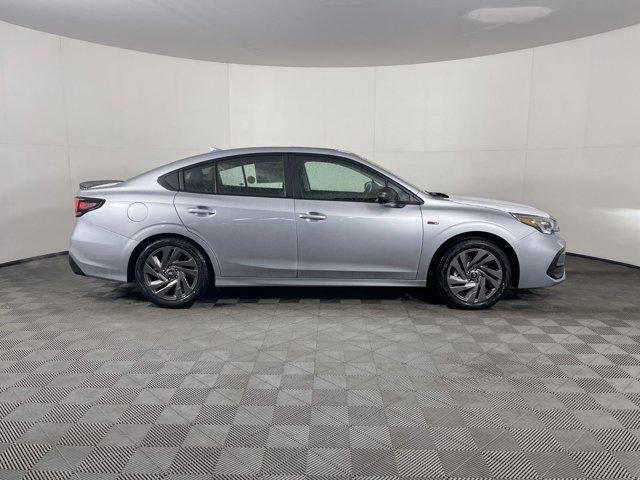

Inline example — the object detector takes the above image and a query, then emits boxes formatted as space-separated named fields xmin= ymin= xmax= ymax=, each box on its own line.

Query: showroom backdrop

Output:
xmin=1 ymin=20 xmax=639 ymax=266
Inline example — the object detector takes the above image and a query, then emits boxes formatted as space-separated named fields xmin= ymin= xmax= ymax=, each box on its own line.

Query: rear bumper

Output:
xmin=68 ymin=254 xmax=85 ymax=276
xmin=68 ymin=219 xmax=138 ymax=282
xmin=515 ymin=232 xmax=566 ymax=289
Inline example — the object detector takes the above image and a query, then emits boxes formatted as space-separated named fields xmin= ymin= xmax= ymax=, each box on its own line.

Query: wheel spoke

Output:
xmin=144 ymin=262 xmax=165 ymax=281
xmin=173 ymin=258 xmax=196 ymax=268
xmin=450 ymin=283 xmax=476 ymax=294
xmin=160 ymin=247 xmax=173 ymax=269
xmin=179 ymin=271 xmax=193 ymax=296
xmin=477 ymin=254 xmax=498 ymax=269
xmin=460 ymin=250 xmax=469 ymax=274
xmin=448 ymin=275 xmax=468 ymax=285
xmin=174 ymin=274 xmax=183 ymax=298
xmin=168 ymin=247 xmax=182 ymax=265
xmin=452 ymin=256 xmax=468 ymax=280
xmin=476 ymin=276 xmax=487 ymax=302
xmin=462 ymin=285 xmax=478 ymax=302
xmin=150 ymin=255 xmax=163 ymax=272
xmin=178 ymin=267 xmax=198 ymax=280
xmin=468 ymin=250 xmax=489 ymax=269
xmin=155 ymin=279 xmax=177 ymax=296
xmin=482 ymin=275 xmax=502 ymax=288
xmin=148 ymin=278 xmax=168 ymax=288
xmin=481 ymin=268 xmax=502 ymax=288
xmin=479 ymin=264 xmax=501 ymax=276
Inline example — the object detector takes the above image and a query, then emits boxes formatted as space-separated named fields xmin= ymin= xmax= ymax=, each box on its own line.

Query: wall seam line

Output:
xmin=227 ymin=62 xmax=232 ymax=148
xmin=58 ymin=35 xmax=74 ymax=204
xmin=522 ymin=46 xmax=536 ymax=203
xmin=0 ymin=46 xmax=6 ymax=140
xmin=1 ymin=142 xmax=636 ymax=151
xmin=372 ymin=66 xmax=378 ymax=159
xmin=582 ymin=36 xmax=594 ymax=149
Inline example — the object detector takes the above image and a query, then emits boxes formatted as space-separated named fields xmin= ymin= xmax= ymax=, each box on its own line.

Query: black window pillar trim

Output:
xmin=283 ymin=153 xmax=297 ymax=199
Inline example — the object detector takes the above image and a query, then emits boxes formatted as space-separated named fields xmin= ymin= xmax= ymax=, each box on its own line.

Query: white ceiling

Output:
xmin=1 ymin=0 xmax=640 ymax=67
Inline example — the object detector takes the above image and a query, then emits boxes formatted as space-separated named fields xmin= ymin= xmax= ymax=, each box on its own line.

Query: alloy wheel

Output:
xmin=143 ymin=246 xmax=199 ymax=301
xmin=446 ymin=248 xmax=503 ymax=304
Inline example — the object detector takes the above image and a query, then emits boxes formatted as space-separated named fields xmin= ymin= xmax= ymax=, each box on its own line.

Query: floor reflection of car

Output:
xmin=69 ymin=147 xmax=566 ymax=309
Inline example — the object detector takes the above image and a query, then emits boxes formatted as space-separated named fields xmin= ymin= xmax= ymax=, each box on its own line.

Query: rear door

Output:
xmin=292 ymin=154 xmax=423 ymax=279
xmin=174 ymin=153 xmax=297 ymax=277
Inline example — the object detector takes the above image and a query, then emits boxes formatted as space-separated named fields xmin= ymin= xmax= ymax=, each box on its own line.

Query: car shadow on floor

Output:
xmin=118 ymin=284 xmax=438 ymax=303
xmin=118 ymin=284 xmax=533 ymax=307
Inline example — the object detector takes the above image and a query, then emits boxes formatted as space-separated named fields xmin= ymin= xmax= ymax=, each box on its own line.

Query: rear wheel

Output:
xmin=436 ymin=238 xmax=510 ymax=309
xmin=135 ymin=238 xmax=209 ymax=308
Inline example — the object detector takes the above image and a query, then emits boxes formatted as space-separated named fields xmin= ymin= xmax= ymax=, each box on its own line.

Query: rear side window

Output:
xmin=216 ymin=155 xmax=285 ymax=197
xmin=183 ymin=163 xmax=215 ymax=194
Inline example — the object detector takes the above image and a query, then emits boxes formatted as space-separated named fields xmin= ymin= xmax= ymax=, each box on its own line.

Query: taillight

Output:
xmin=75 ymin=197 xmax=104 ymax=217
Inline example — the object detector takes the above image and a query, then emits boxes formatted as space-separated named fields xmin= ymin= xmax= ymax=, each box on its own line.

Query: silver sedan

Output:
xmin=69 ymin=147 xmax=566 ymax=309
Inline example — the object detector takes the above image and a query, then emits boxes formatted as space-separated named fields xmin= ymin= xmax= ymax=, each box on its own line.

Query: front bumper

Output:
xmin=69 ymin=219 xmax=138 ymax=282
xmin=546 ymin=249 xmax=566 ymax=280
xmin=515 ymin=232 xmax=566 ymax=289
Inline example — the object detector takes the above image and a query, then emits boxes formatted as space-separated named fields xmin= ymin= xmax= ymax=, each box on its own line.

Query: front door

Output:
xmin=292 ymin=155 xmax=423 ymax=279
xmin=175 ymin=154 xmax=297 ymax=277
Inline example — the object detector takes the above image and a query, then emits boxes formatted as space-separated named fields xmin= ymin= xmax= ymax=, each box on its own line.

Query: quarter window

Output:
xmin=183 ymin=163 xmax=215 ymax=194
xmin=216 ymin=155 xmax=285 ymax=197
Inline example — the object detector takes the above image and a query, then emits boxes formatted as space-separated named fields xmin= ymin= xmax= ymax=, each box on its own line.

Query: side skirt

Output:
xmin=215 ymin=277 xmax=425 ymax=287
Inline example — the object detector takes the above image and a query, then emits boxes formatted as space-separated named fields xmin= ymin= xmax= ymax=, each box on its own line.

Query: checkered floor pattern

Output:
xmin=0 ymin=254 xmax=639 ymax=479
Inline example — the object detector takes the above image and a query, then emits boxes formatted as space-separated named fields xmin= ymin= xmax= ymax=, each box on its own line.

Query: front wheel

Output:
xmin=135 ymin=238 xmax=209 ymax=308
xmin=436 ymin=238 xmax=510 ymax=310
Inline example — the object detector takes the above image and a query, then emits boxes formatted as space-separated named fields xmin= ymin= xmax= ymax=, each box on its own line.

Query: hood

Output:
xmin=447 ymin=195 xmax=550 ymax=217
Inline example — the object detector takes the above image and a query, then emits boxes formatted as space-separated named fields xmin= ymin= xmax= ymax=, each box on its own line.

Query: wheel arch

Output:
xmin=426 ymin=231 xmax=520 ymax=288
xmin=127 ymin=233 xmax=216 ymax=283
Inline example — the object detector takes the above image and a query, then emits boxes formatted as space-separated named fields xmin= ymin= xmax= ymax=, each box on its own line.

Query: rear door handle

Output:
xmin=299 ymin=212 xmax=326 ymax=221
xmin=187 ymin=206 xmax=216 ymax=217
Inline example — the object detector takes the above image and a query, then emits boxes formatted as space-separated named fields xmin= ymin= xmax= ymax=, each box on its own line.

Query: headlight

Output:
xmin=511 ymin=213 xmax=559 ymax=235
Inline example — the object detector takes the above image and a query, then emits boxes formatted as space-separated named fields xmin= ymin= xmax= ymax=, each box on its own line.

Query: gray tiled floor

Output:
xmin=1 ymin=254 xmax=640 ymax=479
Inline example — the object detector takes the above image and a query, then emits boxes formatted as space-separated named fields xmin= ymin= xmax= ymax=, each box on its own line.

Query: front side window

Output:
xmin=296 ymin=156 xmax=413 ymax=202
xmin=216 ymin=155 xmax=285 ymax=197
xmin=183 ymin=163 xmax=215 ymax=194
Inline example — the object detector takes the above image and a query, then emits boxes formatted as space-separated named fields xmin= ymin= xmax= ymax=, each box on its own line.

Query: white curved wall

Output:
xmin=1 ymin=20 xmax=639 ymax=266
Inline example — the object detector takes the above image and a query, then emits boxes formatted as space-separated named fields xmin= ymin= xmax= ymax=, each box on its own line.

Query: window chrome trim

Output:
xmin=159 ymin=151 xmax=423 ymax=204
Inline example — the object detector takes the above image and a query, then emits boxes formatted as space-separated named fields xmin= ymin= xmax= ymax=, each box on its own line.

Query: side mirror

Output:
xmin=377 ymin=186 xmax=399 ymax=205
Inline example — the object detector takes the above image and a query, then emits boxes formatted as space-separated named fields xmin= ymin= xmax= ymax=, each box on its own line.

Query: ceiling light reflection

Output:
xmin=466 ymin=6 xmax=552 ymax=25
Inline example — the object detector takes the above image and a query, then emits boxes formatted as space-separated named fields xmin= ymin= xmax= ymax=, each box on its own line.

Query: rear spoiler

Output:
xmin=79 ymin=180 xmax=123 ymax=190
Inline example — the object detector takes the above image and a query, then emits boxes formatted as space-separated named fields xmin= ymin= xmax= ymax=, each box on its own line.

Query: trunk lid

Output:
xmin=79 ymin=180 xmax=123 ymax=190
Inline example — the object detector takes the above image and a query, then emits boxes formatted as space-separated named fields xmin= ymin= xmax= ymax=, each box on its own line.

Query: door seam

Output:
xmin=293 ymin=198 xmax=300 ymax=279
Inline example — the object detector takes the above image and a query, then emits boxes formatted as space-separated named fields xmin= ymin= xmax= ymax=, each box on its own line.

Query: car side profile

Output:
xmin=69 ymin=147 xmax=566 ymax=309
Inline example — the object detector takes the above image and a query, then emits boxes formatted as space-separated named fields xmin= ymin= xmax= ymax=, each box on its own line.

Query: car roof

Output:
xmin=173 ymin=146 xmax=363 ymax=169
xmin=126 ymin=147 xmax=360 ymax=183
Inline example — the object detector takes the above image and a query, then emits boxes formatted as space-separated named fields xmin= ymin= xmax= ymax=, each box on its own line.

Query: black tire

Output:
xmin=134 ymin=238 xmax=210 ymax=308
xmin=436 ymin=238 xmax=510 ymax=310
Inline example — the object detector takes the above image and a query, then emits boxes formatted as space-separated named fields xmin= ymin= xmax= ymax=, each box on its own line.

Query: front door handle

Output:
xmin=299 ymin=212 xmax=327 ymax=221
xmin=187 ymin=206 xmax=216 ymax=217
